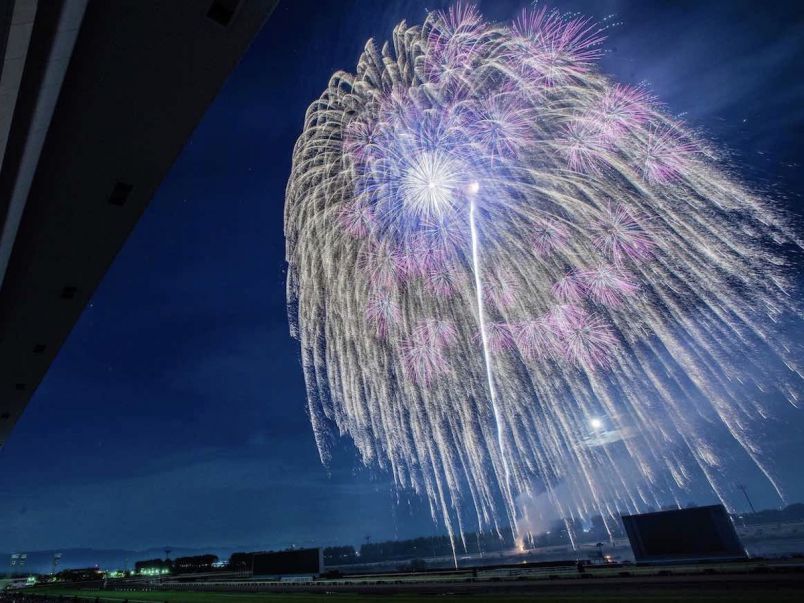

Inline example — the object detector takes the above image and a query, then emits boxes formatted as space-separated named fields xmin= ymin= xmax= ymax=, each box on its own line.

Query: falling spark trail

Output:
xmin=284 ymin=3 xmax=802 ymax=551
xmin=469 ymin=196 xmax=517 ymax=536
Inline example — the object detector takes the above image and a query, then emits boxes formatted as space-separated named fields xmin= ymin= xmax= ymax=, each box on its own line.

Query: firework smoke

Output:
xmin=285 ymin=4 xmax=802 ymax=558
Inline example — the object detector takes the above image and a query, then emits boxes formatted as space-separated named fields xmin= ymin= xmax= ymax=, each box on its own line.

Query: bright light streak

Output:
xmin=470 ymin=198 xmax=516 ymax=531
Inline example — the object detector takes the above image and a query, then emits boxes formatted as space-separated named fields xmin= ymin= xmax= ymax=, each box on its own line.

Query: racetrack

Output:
xmin=15 ymin=571 xmax=804 ymax=603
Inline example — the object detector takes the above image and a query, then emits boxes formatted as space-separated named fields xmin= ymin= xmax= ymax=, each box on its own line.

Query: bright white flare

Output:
xmin=401 ymin=152 xmax=463 ymax=220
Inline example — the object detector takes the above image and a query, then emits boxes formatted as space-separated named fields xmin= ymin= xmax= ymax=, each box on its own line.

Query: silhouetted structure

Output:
xmin=173 ymin=554 xmax=218 ymax=573
xmin=134 ymin=558 xmax=172 ymax=573
xmin=56 ymin=567 xmax=103 ymax=582
xmin=622 ymin=504 xmax=746 ymax=563
xmin=0 ymin=0 xmax=277 ymax=449
xmin=322 ymin=546 xmax=357 ymax=565
xmin=230 ymin=549 xmax=320 ymax=575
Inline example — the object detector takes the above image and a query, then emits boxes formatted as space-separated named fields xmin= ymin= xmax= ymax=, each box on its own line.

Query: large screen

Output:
xmin=251 ymin=548 xmax=322 ymax=576
xmin=622 ymin=504 xmax=745 ymax=563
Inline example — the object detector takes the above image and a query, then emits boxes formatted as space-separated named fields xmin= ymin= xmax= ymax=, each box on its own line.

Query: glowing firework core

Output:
xmin=401 ymin=152 xmax=462 ymax=219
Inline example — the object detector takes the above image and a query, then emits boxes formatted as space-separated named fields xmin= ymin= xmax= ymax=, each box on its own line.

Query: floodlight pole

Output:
xmin=737 ymin=484 xmax=756 ymax=514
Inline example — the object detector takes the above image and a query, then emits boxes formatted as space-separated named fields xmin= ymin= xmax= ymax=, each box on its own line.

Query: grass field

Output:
xmin=24 ymin=585 xmax=804 ymax=603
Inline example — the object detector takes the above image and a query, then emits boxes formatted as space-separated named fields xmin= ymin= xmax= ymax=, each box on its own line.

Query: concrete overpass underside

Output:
xmin=0 ymin=0 xmax=277 ymax=446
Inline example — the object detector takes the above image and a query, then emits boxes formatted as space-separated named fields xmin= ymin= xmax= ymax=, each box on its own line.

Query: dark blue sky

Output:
xmin=1 ymin=0 xmax=802 ymax=554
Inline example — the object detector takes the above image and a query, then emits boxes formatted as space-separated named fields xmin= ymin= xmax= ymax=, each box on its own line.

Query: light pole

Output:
xmin=51 ymin=553 xmax=62 ymax=576
xmin=737 ymin=484 xmax=756 ymax=514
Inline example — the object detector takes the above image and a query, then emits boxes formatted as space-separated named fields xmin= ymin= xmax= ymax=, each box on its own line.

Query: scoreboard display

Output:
xmin=622 ymin=504 xmax=746 ymax=563
xmin=251 ymin=548 xmax=322 ymax=576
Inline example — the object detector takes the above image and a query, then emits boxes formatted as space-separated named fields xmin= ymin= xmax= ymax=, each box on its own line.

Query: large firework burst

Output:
xmin=285 ymin=4 xmax=801 ymax=554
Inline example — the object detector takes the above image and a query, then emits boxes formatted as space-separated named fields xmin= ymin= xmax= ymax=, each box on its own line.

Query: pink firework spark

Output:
xmin=419 ymin=217 xmax=468 ymax=252
xmin=591 ymin=84 xmax=654 ymax=143
xmin=547 ymin=303 xmax=588 ymax=331
xmin=337 ymin=200 xmax=376 ymax=239
xmin=359 ymin=242 xmax=407 ymax=288
xmin=552 ymin=270 xmax=585 ymax=302
xmin=483 ymin=269 xmax=519 ymax=310
xmin=399 ymin=231 xmax=454 ymax=279
xmin=559 ymin=120 xmax=608 ymax=172
xmin=511 ymin=7 xmax=605 ymax=85
xmin=471 ymin=93 xmax=533 ymax=160
xmin=642 ymin=126 xmax=697 ymax=184
xmin=479 ymin=322 xmax=515 ymax=354
xmin=579 ymin=266 xmax=638 ymax=307
xmin=402 ymin=336 xmax=449 ymax=385
xmin=592 ymin=204 xmax=655 ymax=262
xmin=413 ymin=318 xmax=459 ymax=348
xmin=433 ymin=2 xmax=484 ymax=37
xmin=365 ymin=292 xmax=400 ymax=338
xmin=513 ymin=317 xmax=558 ymax=361
xmin=343 ymin=119 xmax=382 ymax=164
xmin=532 ymin=218 xmax=570 ymax=255
xmin=554 ymin=310 xmax=617 ymax=367
xmin=425 ymin=265 xmax=460 ymax=298
xmin=377 ymin=89 xmax=418 ymax=135
xmin=424 ymin=4 xmax=486 ymax=90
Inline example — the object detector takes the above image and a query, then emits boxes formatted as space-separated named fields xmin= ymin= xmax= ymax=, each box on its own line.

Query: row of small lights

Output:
xmin=137 ymin=568 xmax=170 ymax=576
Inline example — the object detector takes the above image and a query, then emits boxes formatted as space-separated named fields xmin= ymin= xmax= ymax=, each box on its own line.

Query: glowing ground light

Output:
xmin=285 ymin=2 xmax=802 ymax=563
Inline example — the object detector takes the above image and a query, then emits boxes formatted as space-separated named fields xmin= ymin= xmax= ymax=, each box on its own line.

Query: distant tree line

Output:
xmin=134 ymin=558 xmax=171 ymax=572
xmin=227 ymin=549 xmax=322 ymax=572
xmin=55 ymin=568 xmax=103 ymax=582
xmin=737 ymin=503 xmax=804 ymax=525
xmin=323 ymin=528 xmax=516 ymax=565
xmin=227 ymin=550 xmax=296 ymax=571
xmin=228 ymin=551 xmax=256 ymax=571
xmin=129 ymin=504 xmax=804 ymax=572
xmin=173 ymin=554 xmax=218 ymax=572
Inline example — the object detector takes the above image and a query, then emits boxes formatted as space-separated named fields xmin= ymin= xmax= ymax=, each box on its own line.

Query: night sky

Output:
xmin=1 ymin=0 xmax=802 ymax=555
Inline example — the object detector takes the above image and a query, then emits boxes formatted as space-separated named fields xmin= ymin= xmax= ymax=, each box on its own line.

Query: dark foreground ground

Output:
xmin=5 ymin=572 xmax=804 ymax=603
